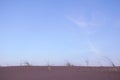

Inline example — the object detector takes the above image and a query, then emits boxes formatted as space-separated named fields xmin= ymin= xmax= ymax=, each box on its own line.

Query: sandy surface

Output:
xmin=0 ymin=66 xmax=120 ymax=80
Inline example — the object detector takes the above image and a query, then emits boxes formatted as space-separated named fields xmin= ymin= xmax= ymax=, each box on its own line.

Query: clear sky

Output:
xmin=0 ymin=0 xmax=120 ymax=66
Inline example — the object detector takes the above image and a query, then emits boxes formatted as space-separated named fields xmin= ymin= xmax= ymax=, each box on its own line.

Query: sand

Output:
xmin=0 ymin=66 xmax=120 ymax=80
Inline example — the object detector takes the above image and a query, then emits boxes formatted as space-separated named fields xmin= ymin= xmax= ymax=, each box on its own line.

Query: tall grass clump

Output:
xmin=103 ymin=57 xmax=120 ymax=72
xmin=47 ymin=62 xmax=52 ymax=71
xmin=23 ymin=61 xmax=31 ymax=66
xmin=66 ymin=62 xmax=74 ymax=67
xmin=65 ymin=62 xmax=75 ymax=71
xmin=85 ymin=59 xmax=89 ymax=67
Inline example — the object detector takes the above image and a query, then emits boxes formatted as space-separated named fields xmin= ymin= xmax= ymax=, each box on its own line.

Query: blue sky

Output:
xmin=0 ymin=0 xmax=120 ymax=66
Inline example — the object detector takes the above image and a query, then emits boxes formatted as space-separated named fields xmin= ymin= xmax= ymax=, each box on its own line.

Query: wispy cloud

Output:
xmin=66 ymin=16 xmax=98 ymax=29
xmin=66 ymin=15 xmax=98 ymax=35
xmin=66 ymin=16 xmax=88 ymax=28
xmin=66 ymin=15 xmax=101 ymax=56
xmin=87 ymin=40 xmax=100 ymax=56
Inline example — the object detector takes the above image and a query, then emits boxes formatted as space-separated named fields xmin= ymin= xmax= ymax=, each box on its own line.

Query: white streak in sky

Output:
xmin=66 ymin=16 xmax=88 ymax=28
xmin=87 ymin=40 xmax=100 ymax=56
xmin=66 ymin=15 xmax=101 ymax=56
